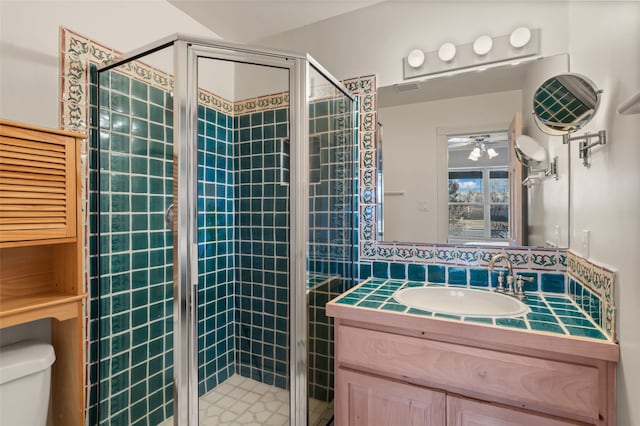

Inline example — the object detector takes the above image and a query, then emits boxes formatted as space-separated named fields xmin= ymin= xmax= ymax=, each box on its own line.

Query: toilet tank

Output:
xmin=0 ymin=340 xmax=56 ymax=426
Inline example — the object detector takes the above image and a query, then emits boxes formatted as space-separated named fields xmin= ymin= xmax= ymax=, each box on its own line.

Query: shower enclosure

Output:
xmin=90 ymin=35 xmax=356 ymax=425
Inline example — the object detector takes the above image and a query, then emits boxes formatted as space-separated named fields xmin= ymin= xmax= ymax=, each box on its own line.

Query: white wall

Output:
xmin=260 ymin=2 xmax=640 ymax=423
xmin=379 ymin=90 xmax=521 ymax=243
xmin=520 ymin=54 xmax=570 ymax=247
xmin=566 ymin=3 xmax=640 ymax=425
xmin=258 ymin=1 xmax=570 ymax=87
xmin=0 ymin=0 xmax=221 ymax=128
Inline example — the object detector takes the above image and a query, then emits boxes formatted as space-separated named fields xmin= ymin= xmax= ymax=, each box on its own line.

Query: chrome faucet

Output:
xmin=488 ymin=253 xmax=530 ymax=301
xmin=488 ymin=253 xmax=514 ymax=294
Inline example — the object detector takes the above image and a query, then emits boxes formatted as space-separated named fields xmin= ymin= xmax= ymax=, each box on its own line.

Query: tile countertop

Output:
xmin=327 ymin=278 xmax=620 ymax=362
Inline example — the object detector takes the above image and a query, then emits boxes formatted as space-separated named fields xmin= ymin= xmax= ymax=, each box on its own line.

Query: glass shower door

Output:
xmin=306 ymin=65 xmax=356 ymax=425
xmin=94 ymin=45 xmax=177 ymax=425
xmin=193 ymin=52 xmax=294 ymax=425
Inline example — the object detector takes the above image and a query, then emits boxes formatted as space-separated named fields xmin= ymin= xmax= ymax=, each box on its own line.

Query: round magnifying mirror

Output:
xmin=515 ymin=135 xmax=547 ymax=167
xmin=532 ymin=73 xmax=601 ymax=135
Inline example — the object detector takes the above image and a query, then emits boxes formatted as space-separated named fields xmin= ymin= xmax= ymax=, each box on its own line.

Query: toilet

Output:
xmin=0 ymin=340 xmax=56 ymax=426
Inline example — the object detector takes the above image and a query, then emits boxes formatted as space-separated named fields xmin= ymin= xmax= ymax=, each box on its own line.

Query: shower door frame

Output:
xmin=98 ymin=34 xmax=354 ymax=425
xmin=179 ymin=41 xmax=308 ymax=426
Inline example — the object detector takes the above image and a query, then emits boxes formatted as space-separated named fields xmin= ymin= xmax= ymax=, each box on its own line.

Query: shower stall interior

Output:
xmin=89 ymin=35 xmax=356 ymax=425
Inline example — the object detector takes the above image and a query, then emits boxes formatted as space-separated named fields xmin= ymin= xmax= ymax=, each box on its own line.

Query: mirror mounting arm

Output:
xmin=562 ymin=130 xmax=607 ymax=167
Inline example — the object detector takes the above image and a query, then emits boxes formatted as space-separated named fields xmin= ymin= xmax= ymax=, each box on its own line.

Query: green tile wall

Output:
xmin=233 ymin=107 xmax=290 ymax=389
xmin=92 ymin=68 xmax=175 ymax=425
xmin=197 ymin=105 xmax=236 ymax=395
xmin=92 ymin=72 xmax=237 ymax=425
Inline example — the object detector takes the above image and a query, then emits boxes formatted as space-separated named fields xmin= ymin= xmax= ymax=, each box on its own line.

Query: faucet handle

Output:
xmin=495 ymin=271 xmax=506 ymax=293
xmin=514 ymin=275 xmax=528 ymax=301
xmin=517 ymin=274 xmax=535 ymax=282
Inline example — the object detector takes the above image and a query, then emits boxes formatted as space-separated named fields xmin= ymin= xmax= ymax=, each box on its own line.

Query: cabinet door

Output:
xmin=335 ymin=368 xmax=446 ymax=426
xmin=447 ymin=395 xmax=582 ymax=426
xmin=0 ymin=123 xmax=78 ymax=243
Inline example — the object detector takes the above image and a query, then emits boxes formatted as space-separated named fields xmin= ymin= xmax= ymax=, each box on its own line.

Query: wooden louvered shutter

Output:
xmin=0 ymin=122 xmax=79 ymax=243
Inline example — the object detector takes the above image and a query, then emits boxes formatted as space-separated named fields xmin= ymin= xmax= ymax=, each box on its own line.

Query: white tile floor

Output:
xmin=161 ymin=374 xmax=333 ymax=425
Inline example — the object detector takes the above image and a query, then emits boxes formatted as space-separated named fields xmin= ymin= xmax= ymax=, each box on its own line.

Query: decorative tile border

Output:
xmin=567 ymin=250 xmax=616 ymax=340
xmin=346 ymin=73 xmax=567 ymax=271
xmin=60 ymin=27 xmax=290 ymax=133
xmin=234 ymin=91 xmax=290 ymax=115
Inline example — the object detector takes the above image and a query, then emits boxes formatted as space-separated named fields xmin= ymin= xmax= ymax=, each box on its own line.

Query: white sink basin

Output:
xmin=393 ymin=286 xmax=530 ymax=318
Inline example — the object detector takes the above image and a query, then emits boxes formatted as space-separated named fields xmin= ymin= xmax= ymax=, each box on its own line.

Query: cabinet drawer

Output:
xmin=0 ymin=123 xmax=79 ymax=243
xmin=336 ymin=325 xmax=599 ymax=422
xmin=448 ymin=395 xmax=583 ymax=426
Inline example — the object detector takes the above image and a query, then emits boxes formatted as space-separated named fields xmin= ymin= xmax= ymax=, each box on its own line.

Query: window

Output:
xmin=448 ymin=168 xmax=509 ymax=242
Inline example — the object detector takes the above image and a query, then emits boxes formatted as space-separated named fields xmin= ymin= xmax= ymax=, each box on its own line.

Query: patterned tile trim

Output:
xmin=234 ymin=91 xmax=290 ymax=115
xmin=567 ymin=250 xmax=616 ymax=340
xmin=60 ymin=27 xmax=290 ymax=132
xmin=347 ymin=72 xmax=567 ymax=271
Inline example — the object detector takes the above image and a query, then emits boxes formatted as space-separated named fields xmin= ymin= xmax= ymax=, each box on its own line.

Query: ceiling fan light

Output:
xmin=471 ymin=147 xmax=481 ymax=156
xmin=487 ymin=148 xmax=499 ymax=159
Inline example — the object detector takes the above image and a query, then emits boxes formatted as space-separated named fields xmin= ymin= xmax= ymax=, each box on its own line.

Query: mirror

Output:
xmin=376 ymin=54 xmax=570 ymax=247
xmin=533 ymin=73 xmax=601 ymax=135
xmin=515 ymin=134 xmax=547 ymax=167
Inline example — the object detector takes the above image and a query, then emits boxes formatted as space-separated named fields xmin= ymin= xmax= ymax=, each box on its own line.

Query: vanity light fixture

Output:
xmin=473 ymin=35 xmax=493 ymax=56
xmin=510 ymin=27 xmax=532 ymax=48
xmin=438 ymin=42 xmax=457 ymax=62
xmin=403 ymin=28 xmax=540 ymax=80
xmin=407 ymin=48 xmax=425 ymax=68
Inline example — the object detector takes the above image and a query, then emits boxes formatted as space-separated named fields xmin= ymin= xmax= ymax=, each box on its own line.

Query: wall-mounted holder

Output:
xmin=539 ymin=156 xmax=559 ymax=180
xmin=515 ymin=135 xmax=559 ymax=187
xmin=521 ymin=157 xmax=558 ymax=188
xmin=563 ymin=130 xmax=607 ymax=167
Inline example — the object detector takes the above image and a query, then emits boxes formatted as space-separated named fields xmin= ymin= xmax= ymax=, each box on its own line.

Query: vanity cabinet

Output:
xmin=329 ymin=307 xmax=618 ymax=426
xmin=0 ymin=120 xmax=86 ymax=425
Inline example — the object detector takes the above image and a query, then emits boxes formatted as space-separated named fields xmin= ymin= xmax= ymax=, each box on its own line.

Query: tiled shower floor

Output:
xmin=161 ymin=375 xmax=333 ymax=425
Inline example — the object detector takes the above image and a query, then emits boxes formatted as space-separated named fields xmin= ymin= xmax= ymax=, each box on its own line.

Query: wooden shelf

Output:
xmin=0 ymin=236 xmax=77 ymax=249
xmin=0 ymin=291 xmax=86 ymax=328
xmin=0 ymin=120 xmax=86 ymax=425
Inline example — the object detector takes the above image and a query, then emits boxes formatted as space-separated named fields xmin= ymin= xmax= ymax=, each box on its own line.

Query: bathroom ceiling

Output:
xmin=168 ymin=0 xmax=385 ymax=42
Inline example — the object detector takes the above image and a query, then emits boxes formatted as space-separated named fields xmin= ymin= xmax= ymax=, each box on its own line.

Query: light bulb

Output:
xmin=407 ymin=49 xmax=425 ymax=68
xmin=438 ymin=42 xmax=457 ymax=62
xmin=510 ymin=27 xmax=531 ymax=48
xmin=487 ymin=148 xmax=499 ymax=159
xmin=473 ymin=35 xmax=493 ymax=56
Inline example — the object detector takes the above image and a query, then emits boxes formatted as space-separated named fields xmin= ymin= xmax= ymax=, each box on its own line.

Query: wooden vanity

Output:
xmin=0 ymin=120 xmax=86 ymax=425
xmin=327 ymin=282 xmax=619 ymax=426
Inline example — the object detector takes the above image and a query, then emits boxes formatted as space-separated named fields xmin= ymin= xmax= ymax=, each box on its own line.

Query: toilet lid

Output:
xmin=0 ymin=340 xmax=55 ymax=385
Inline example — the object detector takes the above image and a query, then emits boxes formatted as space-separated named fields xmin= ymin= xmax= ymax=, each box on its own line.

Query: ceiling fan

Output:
xmin=448 ymin=133 xmax=508 ymax=161
xmin=447 ymin=132 xmax=508 ymax=148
